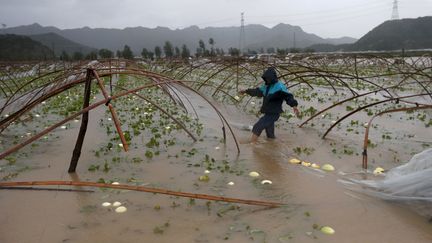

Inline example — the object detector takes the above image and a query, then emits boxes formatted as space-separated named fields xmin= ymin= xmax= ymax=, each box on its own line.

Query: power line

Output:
xmin=239 ymin=12 xmax=246 ymax=54
xmin=391 ymin=0 xmax=400 ymax=20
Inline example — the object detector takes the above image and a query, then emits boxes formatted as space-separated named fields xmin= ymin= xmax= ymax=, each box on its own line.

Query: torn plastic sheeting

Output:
xmin=342 ymin=148 xmax=432 ymax=217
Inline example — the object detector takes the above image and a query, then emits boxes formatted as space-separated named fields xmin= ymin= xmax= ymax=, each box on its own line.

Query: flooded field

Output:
xmin=0 ymin=57 xmax=431 ymax=242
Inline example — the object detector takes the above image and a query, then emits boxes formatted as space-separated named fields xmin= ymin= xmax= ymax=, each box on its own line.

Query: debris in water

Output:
xmin=112 ymin=201 xmax=122 ymax=207
xmin=234 ymin=95 xmax=240 ymax=101
xmin=215 ymin=146 xmax=220 ymax=150
xmin=199 ymin=175 xmax=210 ymax=182
xmin=261 ymin=180 xmax=272 ymax=185
xmin=204 ymin=170 xmax=210 ymax=174
xmin=289 ymin=158 xmax=301 ymax=164
xmin=227 ymin=181 xmax=235 ymax=186
xmin=111 ymin=182 xmax=120 ymax=185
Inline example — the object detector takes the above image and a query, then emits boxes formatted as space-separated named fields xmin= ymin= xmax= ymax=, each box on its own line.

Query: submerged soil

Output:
xmin=0 ymin=86 xmax=431 ymax=243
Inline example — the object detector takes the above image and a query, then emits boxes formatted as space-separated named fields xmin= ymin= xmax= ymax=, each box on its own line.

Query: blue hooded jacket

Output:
xmin=245 ymin=67 xmax=298 ymax=114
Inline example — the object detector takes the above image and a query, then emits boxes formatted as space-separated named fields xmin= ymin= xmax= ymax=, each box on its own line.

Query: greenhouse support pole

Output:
xmin=68 ymin=69 xmax=93 ymax=173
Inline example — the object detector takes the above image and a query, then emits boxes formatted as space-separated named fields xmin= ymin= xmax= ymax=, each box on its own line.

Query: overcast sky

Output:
xmin=0 ymin=0 xmax=431 ymax=38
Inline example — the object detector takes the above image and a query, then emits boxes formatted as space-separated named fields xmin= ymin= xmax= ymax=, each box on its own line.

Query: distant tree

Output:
xmin=228 ymin=47 xmax=240 ymax=56
xmin=163 ymin=41 xmax=174 ymax=58
xmin=116 ymin=50 xmax=122 ymax=58
xmin=247 ymin=49 xmax=257 ymax=55
xmin=267 ymin=47 xmax=275 ymax=54
xmin=276 ymin=48 xmax=287 ymax=56
xmin=154 ymin=46 xmax=162 ymax=59
xmin=141 ymin=48 xmax=150 ymax=59
xmin=99 ymin=48 xmax=113 ymax=59
xmin=259 ymin=47 xmax=264 ymax=54
xmin=85 ymin=51 xmax=97 ymax=60
xmin=73 ymin=51 xmax=84 ymax=61
xmin=148 ymin=51 xmax=154 ymax=60
xmin=195 ymin=47 xmax=202 ymax=58
xmin=122 ymin=45 xmax=134 ymax=59
xmin=289 ymin=48 xmax=300 ymax=53
xmin=198 ymin=39 xmax=206 ymax=57
xmin=209 ymin=38 xmax=215 ymax=56
xmin=215 ymin=48 xmax=221 ymax=56
xmin=304 ymin=48 xmax=315 ymax=53
xmin=181 ymin=44 xmax=190 ymax=59
xmin=174 ymin=46 xmax=180 ymax=57
xmin=60 ymin=50 xmax=70 ymax=61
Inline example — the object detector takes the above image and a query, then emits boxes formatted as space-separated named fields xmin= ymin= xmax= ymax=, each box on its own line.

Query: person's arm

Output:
xmin=284 ymin=93 xmax=300 ymax=118
xmin=239 ymin=88 xmax=263 ymax=97
xmin=284 ymin=93 xmax=298 ymax=107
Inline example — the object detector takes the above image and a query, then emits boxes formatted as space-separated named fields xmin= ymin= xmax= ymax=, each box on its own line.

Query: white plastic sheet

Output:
xmin=344 ymin=148 xmax=432 ymax=218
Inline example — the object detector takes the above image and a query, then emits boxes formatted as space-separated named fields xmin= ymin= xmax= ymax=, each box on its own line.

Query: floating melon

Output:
xmin=101 ymin=202 xmax=111 ymax=207
xmin=112 ymin=201 xmax=122 ymax=207
xmin=320 ymin=226 xmax=335 ymax=235
xmin=311 ymin=163 xmax=320 ymax=169
xmin=249 ymin=171 xmax=260 ymax=177
xmin=115 ymin=206 xmax=127 ymax=213
xmin=301 ymin=161 xmax=311 ymax=167
xmin=321 ymin=164 xmax=335 ymax=172
xmin=373 ymin=167 xmax=385 ymax=175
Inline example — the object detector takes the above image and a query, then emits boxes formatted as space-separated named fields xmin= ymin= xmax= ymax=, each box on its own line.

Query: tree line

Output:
xmin=1 ymin=34 xmax=316 ymax=61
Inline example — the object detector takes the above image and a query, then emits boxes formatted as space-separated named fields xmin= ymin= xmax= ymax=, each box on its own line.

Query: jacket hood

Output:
xmin=261 ymin=67 xmax=278 ymax=85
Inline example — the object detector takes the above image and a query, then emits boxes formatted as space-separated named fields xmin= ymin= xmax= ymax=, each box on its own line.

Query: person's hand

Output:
xmin=293 ymin=107 xmax=300 ymax=118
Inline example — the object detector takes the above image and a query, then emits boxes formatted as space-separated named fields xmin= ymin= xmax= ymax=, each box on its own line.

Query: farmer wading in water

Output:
xmin=239 ymin=67 xmax=300 ymax=143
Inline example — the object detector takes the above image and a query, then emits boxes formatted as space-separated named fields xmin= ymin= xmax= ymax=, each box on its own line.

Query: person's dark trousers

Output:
xmin=252 ymin=113 xmax=280 ymax=138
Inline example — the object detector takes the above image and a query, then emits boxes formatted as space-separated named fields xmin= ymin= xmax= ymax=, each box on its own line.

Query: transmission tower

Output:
xmin=391 ymin=0 xmax=399 ymax=20
xmin=239 ymin=12 xmax=246 ymax=55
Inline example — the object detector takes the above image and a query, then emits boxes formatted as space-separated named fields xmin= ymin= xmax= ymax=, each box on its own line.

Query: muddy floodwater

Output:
xmin=1 ymin=84 xmax=431 ymax=243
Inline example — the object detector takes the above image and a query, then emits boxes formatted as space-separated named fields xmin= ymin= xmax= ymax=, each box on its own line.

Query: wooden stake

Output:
xmin=68 ymin=69 xmax=92 ymax=173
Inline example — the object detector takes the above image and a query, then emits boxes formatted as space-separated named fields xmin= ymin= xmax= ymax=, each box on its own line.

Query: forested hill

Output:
xmin=0 ymin=34 xmax=54 ymax=61
xmin=29 ymin=32 xmax=96 ymax=56
xmin=353 ymin=16 xmax=432 ymax=51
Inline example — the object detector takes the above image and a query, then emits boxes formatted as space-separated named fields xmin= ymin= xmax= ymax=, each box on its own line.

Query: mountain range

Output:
xmin=2 ymin=23 xmax=356 ymax=54
xmin=1 ymin=16 xmax=431 ymax=59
